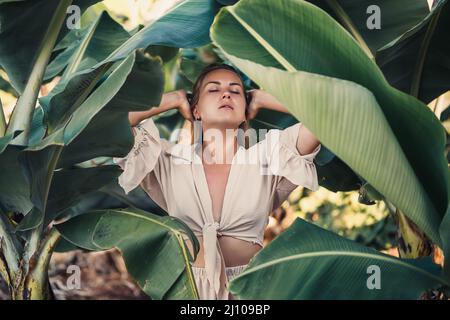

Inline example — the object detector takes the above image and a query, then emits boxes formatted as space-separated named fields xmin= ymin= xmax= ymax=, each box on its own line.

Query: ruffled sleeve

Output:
xmin=261 ymin=122 xmax=321 ymax=191
xmin=112 ymin=117 xmax=165 ymax=195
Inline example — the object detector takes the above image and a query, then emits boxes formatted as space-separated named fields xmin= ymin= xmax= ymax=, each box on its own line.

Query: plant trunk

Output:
xmin=5 ymin=229 xmax=61 ymax=300
xmin=11 ymin=276 xmax=55 ymax=300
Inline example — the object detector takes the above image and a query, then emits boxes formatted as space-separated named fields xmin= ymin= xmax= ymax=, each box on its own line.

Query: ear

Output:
xmin=192 ymin=105 xmax=200 ymax=119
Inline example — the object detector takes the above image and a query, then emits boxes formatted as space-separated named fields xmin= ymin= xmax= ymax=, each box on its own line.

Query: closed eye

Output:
xmin=208 ymin=89 xmax=241 ymax=94
xmin=208 ymin=89 xmax=240 ymax=94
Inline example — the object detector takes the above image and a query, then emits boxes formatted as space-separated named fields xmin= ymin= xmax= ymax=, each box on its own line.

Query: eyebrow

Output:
xmin=203 ymin=80 xmax=243 ymax=90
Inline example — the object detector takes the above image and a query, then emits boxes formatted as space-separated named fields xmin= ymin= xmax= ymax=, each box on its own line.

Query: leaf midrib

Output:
xmin=90 ymin=208 xmax=199 ymax=298
xmin=227 ymin=5 xmax=296 ymax=72
xmin=237 ymin=250 xmax=448 ymax=285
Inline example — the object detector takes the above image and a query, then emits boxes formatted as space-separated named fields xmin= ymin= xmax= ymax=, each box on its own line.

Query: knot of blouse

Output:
xmin=202 ymin=221 xmax=223 ymax=296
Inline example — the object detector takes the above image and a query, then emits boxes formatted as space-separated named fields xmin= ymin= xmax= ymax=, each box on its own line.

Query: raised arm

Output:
xmin=128 ymin=89 xmax=193 ymax=133
xmin=247 ymin=89 xmax=320 ymax=155
xmin=114 ymin=89 xmax=193 ymax=195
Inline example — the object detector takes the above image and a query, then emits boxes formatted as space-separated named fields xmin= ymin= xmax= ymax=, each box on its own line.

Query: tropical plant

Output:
xmin=0 ymin=0 xmax=449 ymax=300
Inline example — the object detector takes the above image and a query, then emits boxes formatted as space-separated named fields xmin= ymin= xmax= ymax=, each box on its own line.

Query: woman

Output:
xmin=114 ymin=63 xmax=321 ymax=300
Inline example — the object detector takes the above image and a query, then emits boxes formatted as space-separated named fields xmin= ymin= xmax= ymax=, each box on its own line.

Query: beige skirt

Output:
xmin=191 ymin=264 xmax=248 ymax=300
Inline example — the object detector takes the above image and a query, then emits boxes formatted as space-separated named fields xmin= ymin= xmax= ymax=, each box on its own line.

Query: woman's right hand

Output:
xmin=167 ymin=89 xmax=194 ymax=122
xmin=129 ymin=89 xmax=193 ymax=127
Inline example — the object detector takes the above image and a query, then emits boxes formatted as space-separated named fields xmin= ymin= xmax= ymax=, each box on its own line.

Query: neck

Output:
xmin=201 ymin=126 xmax=238 ymax=165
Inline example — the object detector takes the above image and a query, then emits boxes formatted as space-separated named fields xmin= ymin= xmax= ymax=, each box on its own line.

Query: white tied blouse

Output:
xmin=113 ymin=117 xmax=321 ymax=299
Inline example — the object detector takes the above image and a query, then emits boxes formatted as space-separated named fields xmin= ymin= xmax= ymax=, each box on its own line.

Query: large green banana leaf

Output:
xmin=16 ymin=166 xmax=122 ymax=231
xmin=220 ymin=54 xmax=444 ymax=247
xmin=228 ymin=218 xmax=448 ymax=299
xmin=0 ymin=0 xmax=100 ymax=93
xmin=18 ymin=51 xmax=163 ymax=232
xmin=52 ymin=182 xmax=168 ymax=253
xmin=307 ymin=0 xmax=432 ymax=54
xmin=103 ymin=0 xmax=221 ymax=63
xmin=377 ymin=1 xmax=449 ymax=103
xmin=55 ymin=181 xmax=168 ymax=224
xmin=56 ymin=51 xmax=164 ymax=168
xmin=39 ymin=11 xmax=132 ymax=135
xmin=55 ymin=207 xmax=200 ymax=300
xmin=1 ymin=0 xmax=103 ymax=144
xmin=210 ymin=0 xmax=449 ymax=255
xmin=44 ymin=10 xmax=131 ymax=82
xmin=305 ymin=0 xmax=449 ymax=103
xmin=377 ymin=0 xmax=447 ymax=52
xmin=20 ymin=54 xmax=135 ymax=215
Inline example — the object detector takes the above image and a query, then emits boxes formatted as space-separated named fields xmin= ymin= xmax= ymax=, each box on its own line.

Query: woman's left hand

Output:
xmin=246 ymin=89 xmax=263 ymax=120
xmin=246 ymin=89 xmax=284 ymax=120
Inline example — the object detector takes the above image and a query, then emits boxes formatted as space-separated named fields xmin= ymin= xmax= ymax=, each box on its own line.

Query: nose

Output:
xmin=222 ymin=91 xmax=231 ymax=99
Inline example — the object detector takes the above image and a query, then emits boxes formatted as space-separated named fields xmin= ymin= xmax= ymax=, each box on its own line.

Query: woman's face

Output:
xmin=192 ymin=69 xmax=246 ymax=129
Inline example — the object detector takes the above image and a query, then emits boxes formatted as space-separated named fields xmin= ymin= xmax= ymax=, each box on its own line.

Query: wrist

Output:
xmin=174 ymin=90 xmax=185 ymax=109
xmin=253 ymin=89 xmax=268 ymax=111
xmin=152 ymin=91 xmax=177 ymax=114
xmin=257 ymin=90 xmax=287 ymax=113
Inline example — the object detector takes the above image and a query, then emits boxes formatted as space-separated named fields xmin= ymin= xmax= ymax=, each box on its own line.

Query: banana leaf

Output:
xmin=229 ymin=218 xmax=448 ymax=299
xmin=16 ymin=166 xmax=122 ymax=231
xmin=18 ymin=51 xmax=164 ymax=232
xmin=52 ymin=181 xmax=167 ymax=253
xmin=0 ymin=0 xmax=100 ymax=93
xmin=102 ymin=0 xmax=221 ymax=63
xmin=55 ymin=207 xmax=200 ymax=300
xmin=56 ymin=51 xmax=164 ymax=168
xmin=306 ymin=0 xmax=449 ymax=103
xmin=210 ymin=0 xmax=449 ymax=272
xmin=307 ymin=0 xmax=432 ymax=54
xmin=44 ymin=10 xmax=131 ymax=81
xmin=376 ymin=0 xmax=450 ymax=103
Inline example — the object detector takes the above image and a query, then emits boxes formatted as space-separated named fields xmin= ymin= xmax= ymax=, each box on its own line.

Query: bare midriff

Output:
xmin=186 ymin=236 xmax=263 ymax=267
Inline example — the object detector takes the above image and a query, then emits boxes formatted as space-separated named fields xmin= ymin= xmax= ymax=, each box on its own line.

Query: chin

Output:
xmin=209 ymin=119 xmax=239 ymax=130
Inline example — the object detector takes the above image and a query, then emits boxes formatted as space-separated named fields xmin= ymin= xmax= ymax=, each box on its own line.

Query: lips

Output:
xmin=219 ymin=104 xmax=234 ymax=110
